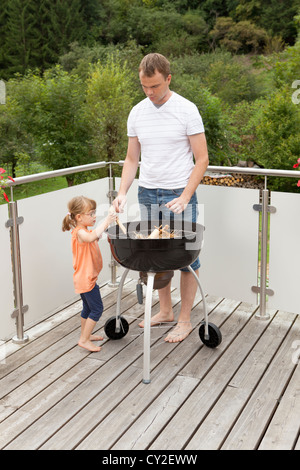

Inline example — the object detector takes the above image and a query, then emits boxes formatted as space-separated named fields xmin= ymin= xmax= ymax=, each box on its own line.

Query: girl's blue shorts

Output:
xmin=80 ymin=283 xmax=103 ymax=322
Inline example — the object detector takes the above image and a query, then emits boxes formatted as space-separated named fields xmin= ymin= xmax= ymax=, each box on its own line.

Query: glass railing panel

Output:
xmin=268 ymin=191 xmax=300 ymax=314
xmin=16 ymin=178 xmax=110 ymax=330
xmin=196 ymin=185 xmax=260 ymax=304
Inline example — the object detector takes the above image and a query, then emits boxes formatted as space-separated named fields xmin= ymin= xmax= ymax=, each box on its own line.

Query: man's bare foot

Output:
xmin=138 ymin=311 xmax=174 ymax=328
xmin=164 ymin=322 xmax=192 ymax=343
xmin=78 ymin=339 xmax=101 ymax=352
xmin=90 ymin=334 xmax=103 ymax=341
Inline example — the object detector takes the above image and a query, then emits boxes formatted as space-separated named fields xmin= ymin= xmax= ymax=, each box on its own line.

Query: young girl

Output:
xmin=62 ymin=196 xmax=117 ymax=352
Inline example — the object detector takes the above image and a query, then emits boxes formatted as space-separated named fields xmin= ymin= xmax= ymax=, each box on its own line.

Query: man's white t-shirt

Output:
xmin=127 ymin=91 xmax=205 ymax=189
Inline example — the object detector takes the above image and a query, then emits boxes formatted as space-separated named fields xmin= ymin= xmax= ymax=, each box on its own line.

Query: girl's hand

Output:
xmin=107 ymin=206 xmax=117 ymax=225
xmin=94 ymin=207 xmax=117 ymax=240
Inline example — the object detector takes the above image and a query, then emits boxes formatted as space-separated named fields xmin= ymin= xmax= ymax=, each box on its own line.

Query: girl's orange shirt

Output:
xmin=71 ymin=226 xmax=103 ymax=294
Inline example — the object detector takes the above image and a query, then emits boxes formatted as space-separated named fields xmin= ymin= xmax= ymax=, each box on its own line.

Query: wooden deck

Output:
xmin=0 ymin=277 xmax=299 ymax=451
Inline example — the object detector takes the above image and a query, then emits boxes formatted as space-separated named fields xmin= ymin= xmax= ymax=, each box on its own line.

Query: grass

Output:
xmin=1 ymin=176 xmax=68 ymax=205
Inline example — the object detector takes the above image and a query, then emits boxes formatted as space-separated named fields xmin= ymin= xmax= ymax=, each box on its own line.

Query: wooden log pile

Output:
xmin=201 ymin=173 xmax=264 ymax=189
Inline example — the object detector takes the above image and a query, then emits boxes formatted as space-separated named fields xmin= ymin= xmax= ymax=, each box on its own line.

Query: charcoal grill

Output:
xmin=106 ymin=220 xmax=222 ymax=383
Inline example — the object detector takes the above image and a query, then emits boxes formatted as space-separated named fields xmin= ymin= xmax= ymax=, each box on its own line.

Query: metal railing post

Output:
xmin=6 ymin=199 xmax=29 ymax=343
xmin=107 ymin=163 xmax=119 ymax=287
xmin=252 ymin=178 xmax=275 ymax=319
xmin=255 ymin=186 xmax=270 ymax=319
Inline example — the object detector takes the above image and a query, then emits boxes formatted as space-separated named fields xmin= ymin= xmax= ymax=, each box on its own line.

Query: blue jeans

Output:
xmin=80 ymin=283 xmax=103 ymax=322
xmin=138 ymin=186 xmax=200 ymax=272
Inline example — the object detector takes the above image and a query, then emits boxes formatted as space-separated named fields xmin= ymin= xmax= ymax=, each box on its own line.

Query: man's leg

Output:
xmin=164 ymin=269 xmax=198 ymax=343
xmin=138 ymin=280 xmax=174 ymax=327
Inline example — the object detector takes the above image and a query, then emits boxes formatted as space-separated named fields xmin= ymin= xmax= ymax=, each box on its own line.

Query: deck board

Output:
xmin=0 ymin=280 xmax=299 ymax=450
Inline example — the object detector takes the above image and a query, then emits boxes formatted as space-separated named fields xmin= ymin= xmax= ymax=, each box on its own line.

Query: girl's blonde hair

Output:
xmin=62 ymin=196 xmax=96 ymax=232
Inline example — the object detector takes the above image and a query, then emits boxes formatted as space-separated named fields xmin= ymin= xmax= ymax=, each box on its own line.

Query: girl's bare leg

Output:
xmin=78 ymin=318 xmax=102 ymax=352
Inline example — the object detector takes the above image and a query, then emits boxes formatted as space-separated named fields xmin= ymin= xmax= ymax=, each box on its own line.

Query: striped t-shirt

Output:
xmin=127 ymin=91 xmax=205 ymax=189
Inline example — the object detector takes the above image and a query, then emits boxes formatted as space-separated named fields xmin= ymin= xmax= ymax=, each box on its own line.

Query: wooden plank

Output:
xmin=38 ymin=295 xmax=204 ymax=450
xmin=228 ymin=311 xmax=296 ymax=390
xmin=0 ymin=346 xmax=94 ymax=423
xmin=187 ymin=385 xmax=249 ymax=450
xmin=0 ymin=285 xmax=157 ymax=444
xmin=221 ymin=314 xmax=300 ymax=450
xmin=148 ymin=305 xmax=275 ymax=450
xmin=186 ymin=310 xmax=296 ymax=450
xmin=0 ymin=282 xmax=140 ymax=400
xmin=0 ymin=280 xmax=123 ymax=373
xmin=180 ymin=299 xmax=249 ymax=379
xmin=91 ymin=288 xmax=163 ymax=362
xmin=0 ymin=314 xmax=80 ymax=381
xmin=4 ymin=365 xmax=141 ymax=450
xmin=2 ymin=288 xmax=299 ymax=451
xmin=0 ymin=280 xmax=135 ymax=379
xmin=43 ymin=363 xmax=178 ymax=450
xmin=42 ymin=295 xmax=222 ymax=450
xmin=112 ymin=375 xmax=200 ymax=450
xmin=130 ymin=294 xmax=223 ymax=371
xmin=258 ymin=351 xmax=300 ymax=448
xmin=0 ymin=357 xmax=101 ymax=449
xmin=74 ymin=298 xmax=247 ymax=450
xmin=3 ymin=294 xmax=179 ymax=449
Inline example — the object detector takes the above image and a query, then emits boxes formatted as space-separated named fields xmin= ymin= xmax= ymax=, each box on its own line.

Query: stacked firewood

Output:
xmin=201 ymin=173 xmax=264 ymax=189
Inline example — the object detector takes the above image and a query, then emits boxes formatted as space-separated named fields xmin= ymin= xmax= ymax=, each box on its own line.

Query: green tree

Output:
xmin=37 ymin=67 xmax=89 ymax=184
xmin=8 ymin=67 xmax=90 ymax=184
xmin=206 ymin=57 xmax=261 ymax=103
xmin=0 ymin=100 xmax=34 ymax=177
xmin=236 ymin=0 xmax=300 ymax=44
xmin=209 ymin=16 xmax=267 ymax=53
xmin=273 ymin=33 xmax=300 ymax=89
xmin=0 ymin=0 xmax=9 ymax=74
xmin=47 ymin=0 xmax=86 ymax=56
xmin=252 ymin=87 xmax=300 ymax=190
xmin=1 ymin=0 xmax=87 ymax=78
xmin=172 ymin=73 xmax=230 ymax=165
xmin=85 ymin=57 xmax=138 ymax=165
xmin=200 ymin=0 xmax=232 ymax=27
xmin=3 ymin=0 xmax=40 ymax=76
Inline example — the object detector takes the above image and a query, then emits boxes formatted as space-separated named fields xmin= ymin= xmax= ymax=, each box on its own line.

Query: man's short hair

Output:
xmin=139 ymin=53 xmax=171 ymax=79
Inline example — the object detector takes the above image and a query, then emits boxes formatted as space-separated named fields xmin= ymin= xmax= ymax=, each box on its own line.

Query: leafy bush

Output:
xmin=209 ymin=17 xmax=267 ymax=54
xmin=84 ymin=57 xmax=139 ymax=166
xmin=251 ymin=87 xmax=300 ymax=191
xmin=5 ymin=67 xmax=90 ymax=185
xmin=172 ymin=74 xmax=229 ymax=165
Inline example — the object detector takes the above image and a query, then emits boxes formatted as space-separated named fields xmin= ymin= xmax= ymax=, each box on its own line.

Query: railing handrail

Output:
xmin=6 ymin=161 xmax=300 ymax=187
xmin=205 ymin=165 xmax=300 ymax=179
xmin=6 ymin=161 xmax=107 ymax=186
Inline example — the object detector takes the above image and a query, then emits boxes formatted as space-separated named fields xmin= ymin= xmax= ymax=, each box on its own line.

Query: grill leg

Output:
xmin=115 ymin=268 xmax=129 ymax=333
xmin=187 ymin=265 xmax=209 ymax=340
xmin=143 ymin=272 xmax=155 ymax=384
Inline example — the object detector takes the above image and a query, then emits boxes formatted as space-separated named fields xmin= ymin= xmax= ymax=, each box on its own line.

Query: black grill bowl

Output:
xmin=107 ymin=220 xmax=204 ymax=272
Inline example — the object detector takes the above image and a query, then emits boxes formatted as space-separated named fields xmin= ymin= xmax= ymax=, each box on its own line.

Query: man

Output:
xmin=113 ymin=53 xmax=209 ymax=342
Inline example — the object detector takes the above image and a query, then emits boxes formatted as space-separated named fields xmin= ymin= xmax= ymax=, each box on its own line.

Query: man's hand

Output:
xmin=113 ymin=194 xmax=127 ymax=213
xmin=165 ymin=195 xmax=189 ymax=214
